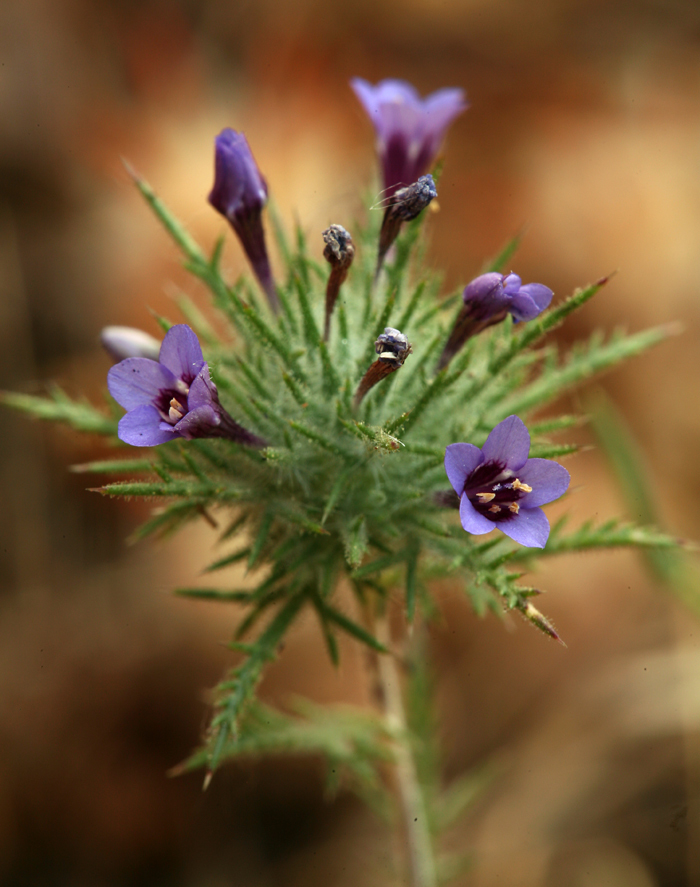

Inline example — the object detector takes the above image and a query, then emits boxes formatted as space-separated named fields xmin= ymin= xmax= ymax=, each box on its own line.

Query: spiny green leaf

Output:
xmin=1 ymin=389 xmax=117 ymax=435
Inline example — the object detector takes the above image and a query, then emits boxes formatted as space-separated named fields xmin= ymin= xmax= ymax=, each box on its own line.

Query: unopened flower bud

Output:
xmin=101 ymin=326 xmax=161 ymax=362
xmin=322 ymin=225 xmax=355 ymax=340
xmin=354 ymin=327 xmax=412 ymax=407
xmin=376 ymin=175 xmax=437 ymax=278
xmin=208 ymin=129 xmax=279 ymax=312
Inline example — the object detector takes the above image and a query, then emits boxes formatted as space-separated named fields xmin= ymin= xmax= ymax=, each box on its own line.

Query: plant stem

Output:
xmin=373 ymin=614 xmax=437 ymax=887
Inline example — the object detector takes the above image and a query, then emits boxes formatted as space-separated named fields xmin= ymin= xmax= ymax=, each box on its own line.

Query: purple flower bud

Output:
xmin=351 ymin=78 xmax=468 ymax=197
xmin=208 ymin=129 xmax=278 ymax=311
xmin=100 ymin=326 xmax=161 ymax=362
xmin=436 ymin=272 xmax=554 ymax=371
xmin=107 ymin=324 xmax=268 ymax=448
xmin=444 ymin=415 xmax=570 ymax=548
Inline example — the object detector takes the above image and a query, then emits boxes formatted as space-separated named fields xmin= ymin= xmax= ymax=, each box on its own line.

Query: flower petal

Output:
xmin=518 ymin=458 xmax=570 ymax=507
xmin=175 ymin=404 xmax=219 ymax=439
xmin=187 ymin=364 xmax=217 ymax=411
xmin=118 ymin=405 xmax=179 ymax=446
xmin=459 ymin=494 xmax=495 ymax=535
xmin=158 ymin=325 xmax=204 ymax=382
xmin=444 ymin=443 xmax=484 ymax=494
xmin=502 ymin=273 xmax=522 ymax=293
xmin=519 ymin=283 xmax=553 ymax=313
xmin=107 ymin=358 xmax=176 ymax=410
xmin=507 ymin=291 xmax=541 ymax=322
xmin=499 ymin=507 xmax=550 ymax=548
xmin=481 ymin=415 xmax=530 ymax=470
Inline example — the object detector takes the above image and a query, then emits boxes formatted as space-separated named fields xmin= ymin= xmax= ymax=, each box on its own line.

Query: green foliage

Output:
xmin=1 ymin=386 xmax=117 ymax=435
xmin=2 ymin=171 xmax=684 ymax=787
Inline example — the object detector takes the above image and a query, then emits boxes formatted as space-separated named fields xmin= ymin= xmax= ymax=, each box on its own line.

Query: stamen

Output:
xmin=476 ymin=492 xmax=496 ymax=503
xmin=489 ymin=504 xmax=501 ymax=513
xmin=512 ymin=479 xmax=532 ymax=493
xmin=168 ymin=397 xmax=185 ymax=423
xmin=509 ymin=502 xmax=520 ymax=514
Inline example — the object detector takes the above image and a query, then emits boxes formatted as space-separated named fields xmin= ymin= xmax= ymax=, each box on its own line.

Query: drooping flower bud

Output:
xmin=376 ymin=175 xmax=437 ymax=278
xmin=435 ymin=272 xmax=554 ymax=371
xmin=351 ymin=77 xmax=468 ymax=199
xmin=354 ymin=327 xmax=412 ymax=407
xmin=208 ymin=129 xmax=279 ymax=312
xmin=322 ymin=225 xmax=355 ymax=340
xmin=100 ymin=326 xmax=161 ymax=362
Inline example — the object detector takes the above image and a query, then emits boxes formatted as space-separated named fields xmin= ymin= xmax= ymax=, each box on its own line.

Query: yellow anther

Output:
xmin=476 ymin=492 xmax=496 ymax=503
xmin=489 ymin=504 xmax=501 ymax=513
xmin=512 ymin=479 xmax=532 ymax=493
xmin=508 ymin=502 xmax=520 ymax=514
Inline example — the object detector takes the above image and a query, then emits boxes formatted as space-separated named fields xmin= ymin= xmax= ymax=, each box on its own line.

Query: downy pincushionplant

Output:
xmin=2 ymin=77 xmax=686 ymax=886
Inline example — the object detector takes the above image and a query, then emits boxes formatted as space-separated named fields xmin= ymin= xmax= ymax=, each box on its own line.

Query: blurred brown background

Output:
xmin=1 ymin=0 xmax=699 ymax=884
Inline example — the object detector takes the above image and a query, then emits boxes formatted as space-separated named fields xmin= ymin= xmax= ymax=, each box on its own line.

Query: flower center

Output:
xmin=463 ymin=460 xmax=532 ymax=522
xmin=155 ymin=387 xmax=189 ymax=425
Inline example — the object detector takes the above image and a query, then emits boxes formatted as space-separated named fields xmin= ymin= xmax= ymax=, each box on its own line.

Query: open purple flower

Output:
xmin=444 ymin=415 xmax=569 ymax=548
xmin=436 ymin=272 xmax=554 ymax=371
xmin=351 ymin=78 xmax=467 ymax=197
xmin=107 ymin=324 xmax=267 ymax=448
xmin=208 ymin=129 xmax=278 ymax=311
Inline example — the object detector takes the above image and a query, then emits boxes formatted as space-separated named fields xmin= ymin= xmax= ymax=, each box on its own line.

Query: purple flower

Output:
xmin=464 ymin=272 xmax=553 ymax=324
xmin=436 ymin=272 xmax=553 ymax=371
xmin=107 ymin=324 xmax=267 ymax=448
xmin=351 ymin=78 xmax=467 ymax=197
xmin=208 ymin=129 xmax=278 ymax=311
xmin=101 ymin=326 xmax=161 ymax=362
xmin=444 ymin=415 xmax=569 ymax=548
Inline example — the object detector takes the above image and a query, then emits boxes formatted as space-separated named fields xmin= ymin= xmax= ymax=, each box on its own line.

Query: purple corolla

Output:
xmin=107 ymin=324 xmax=267 ymax=448
xmin=444 ymin=415 xmax=569 ymax=548
xmin=208 ymin=129 xmax=278 ymax=311
xmin=351 ymin=77 xmax=467 ymax=197
xmin=464 ymin=272 xmax=553 ymax=324
xmin=436 ymin=272 xmax=554 ymax=371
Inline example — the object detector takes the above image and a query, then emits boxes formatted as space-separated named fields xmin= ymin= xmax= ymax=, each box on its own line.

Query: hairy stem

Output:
xmin=373 ymin=615 xmax=437 ymax=887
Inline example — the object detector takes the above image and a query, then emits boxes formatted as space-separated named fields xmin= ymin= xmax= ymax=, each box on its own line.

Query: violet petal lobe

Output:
xmin=422 ymin=88 xmax=469 ymax=131
xmin=519 ymin=283 xmax=553 ymax=313
xmin=507 ymin=291 xmax=542 ymax=323
xmin=107 ymin=359 xmax=176 ymax=411
xmin=502 ymin=273 xmax=522 ymax=293
xmin=499 ymin=507 xmax=550 ymax=548
xmin=186 ymin=366 xmax=217 ymax=410
xmin=518 ymin=459 xmax=571 ymax=507
xmin=459 ymin=494 xmax=496 ymax=535
xmin=158 ymin=325 xmax=205 ymax=383
xmin=444 ymin=443 xmax=484 ymax=494
xmin=481 ymin=415 xmax=530 ymax=470
xmin=118 ymin=405 xmax=179 ymax=446
xmin=175 ymin=405 xmax=219 ymax=439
